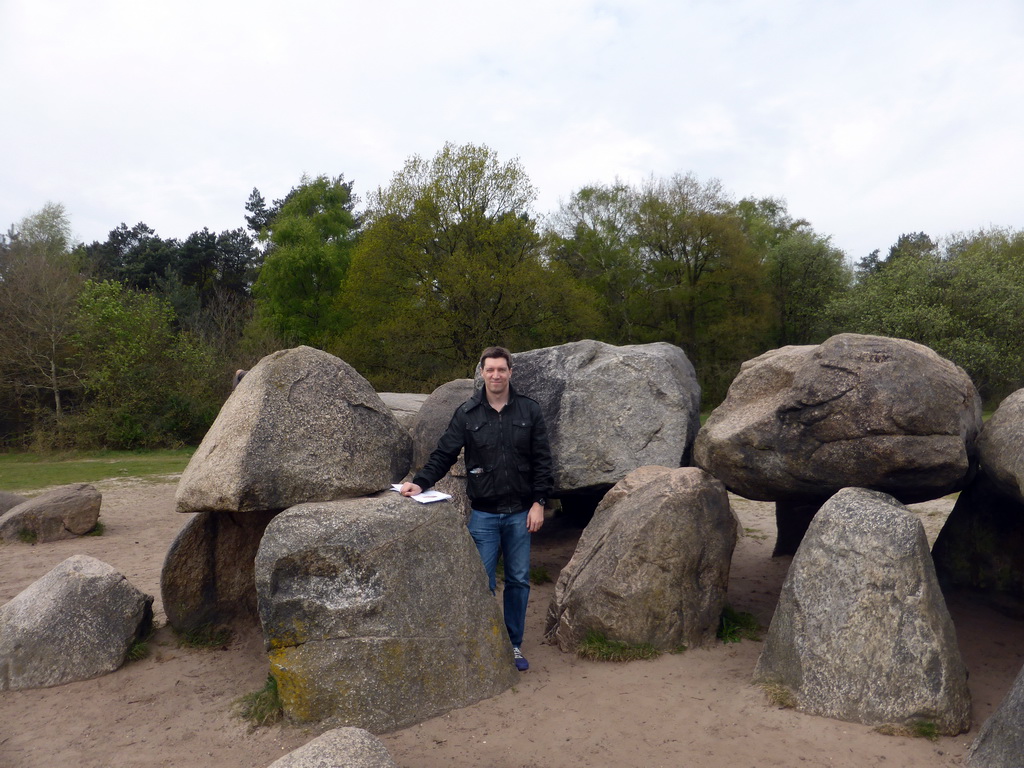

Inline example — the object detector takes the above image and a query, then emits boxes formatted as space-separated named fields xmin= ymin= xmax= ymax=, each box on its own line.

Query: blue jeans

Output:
xmin=467 ymin=509 xmax=531 ymax=647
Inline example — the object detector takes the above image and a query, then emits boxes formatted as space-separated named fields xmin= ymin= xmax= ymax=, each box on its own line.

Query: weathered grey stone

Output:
xmin=545 ymin=466 xmax=737 ymax=651
xmin=694 ymin=334 xmax=982 ymax=504
xmin=753 ymin=487 xmax=970 ymax=734
xmin=378 ymin=392 xmax=428 ymax=432
xmin=510 ymin=340 xmax=701 ymax=494
xmin=268 ymin=727 xmax=397 ymax=768
xmin=0 ymin=555 xmax=153 ymax=690
xmin=932 ymin=469 xmax=1024 ymax=601
xmin=255 ymin=493 xmax=518 ymax=733
xmin=977 ymin=388 xmax=1024 ymax=503
xmin=966 ymin=660 xmax=1024 ymax=768
xmin=0 ymin=490 xmax=28 ymax=515
xmin=176 ymin=346 xmax=412 ymax=514
xmin=160 ymin=509 xmax=278 ymax=632
xmin=0 ymin=483 xmax=101 ymax=543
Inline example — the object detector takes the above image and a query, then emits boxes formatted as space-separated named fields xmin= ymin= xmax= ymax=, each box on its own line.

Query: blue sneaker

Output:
xmin=513 ymin=646 xmax=529 ymax=671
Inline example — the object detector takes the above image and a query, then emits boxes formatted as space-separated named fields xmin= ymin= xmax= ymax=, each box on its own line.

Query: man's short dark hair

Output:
xmin=479 ymin=346 xmax=513 ymax=369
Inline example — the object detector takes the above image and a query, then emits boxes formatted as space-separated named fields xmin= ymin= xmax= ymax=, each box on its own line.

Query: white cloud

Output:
xmin=2 ymin=0 xmax=1023 ymax=259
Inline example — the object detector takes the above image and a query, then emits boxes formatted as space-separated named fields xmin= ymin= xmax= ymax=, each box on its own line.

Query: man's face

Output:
xmin=481 ymin=356 xmax=511 ymax=396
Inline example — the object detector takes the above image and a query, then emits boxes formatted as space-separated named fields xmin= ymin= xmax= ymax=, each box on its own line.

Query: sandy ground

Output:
xmin=1 ymin=479 xmax=1022 ymax=768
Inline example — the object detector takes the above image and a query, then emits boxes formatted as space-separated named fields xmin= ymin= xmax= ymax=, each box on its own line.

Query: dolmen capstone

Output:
xmin=0 ymin=555 xmax=153 ymax=690
xmin=694 ymin=333 xmax=982 ymax=554
xmin=966 ymin=659 xmax=1024 ymax=768
xmin=162 ymin=346 xmax=412 ymax=632
xmin=753 ymin=488 xmax=970 ymax=734
xmin=408 ymin=341 xmax=701 ymax=520
xmin=546 ymin=466 xmax=736 ymax=651
xmin=0 ymin=483 xmax=101 ymax=543
xmin=933 ymin=388 xmax=1024 ymax=604
xmin=377 ymin=392 xmax=428 ymax=432
xmin=255 ymin=493 xmax=518 ymax=733
xmin=268 ymin=727 xmax=397 ymax=768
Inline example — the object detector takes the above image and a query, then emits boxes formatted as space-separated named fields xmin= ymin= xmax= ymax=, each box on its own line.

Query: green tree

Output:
xmin=765 ymin=230 xmax=851 ymax=345
xmin=251 ymin=174 xmax=359 ymax=346
xmin=546 ymin=182 xmax=645 ymax=342
xmin=73 ymin=280 xmax=220 ymax=447
xmin=0 ymin=203 xmax=84 ymax=435
xmin=340 ymin=142 xmax=599 ymax=389
xmin=826 ymin=228 xmax=1024 ymax=402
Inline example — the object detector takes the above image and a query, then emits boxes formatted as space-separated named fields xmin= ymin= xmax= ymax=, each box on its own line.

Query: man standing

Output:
xmin=400 ymin=346 xmax=553 ymax=671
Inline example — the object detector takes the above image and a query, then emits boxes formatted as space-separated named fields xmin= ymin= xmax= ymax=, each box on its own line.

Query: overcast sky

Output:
xmin=3 ymin=0 xmax=1022 ymax=261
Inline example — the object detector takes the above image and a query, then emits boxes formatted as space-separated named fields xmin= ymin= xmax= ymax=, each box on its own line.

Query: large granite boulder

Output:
xmin=695 ymin=334 xmax=981 ymax=503
xmin=966 ymin=660 xmax=1024 ymax=767
xmin=0 ymin=483 xmax=101 ymax=543
xmin=378 ymin=392 xmax=428 ymax=433
xmin=977 ymin=388 xmax=1024 ymax=502
xmin=176 ymin=346 xmax=412 ymax=514
xmin=694 ymin=334 xmax=982 ymax=554
xmin=0 ymin=490 xmax=28 ymax=515
xmin=160 ymin=510 xmax=278 ymax=631
xmin=255 ymin=493 xmax=518 ymax=733
xmin=0 ymin=555 xmax=153 ymax=690
xmin=753 ymin=488 xmax=970 ymax=734
xmin=510 ymin=340 xmax=701 ymax=495
xmin=269 ymin=728 xmax=397 ymax=768
xmin=545 ymin=466 xmax=736 ymax=651
xmin=932 ymin=469 xmax=1024 ymax=602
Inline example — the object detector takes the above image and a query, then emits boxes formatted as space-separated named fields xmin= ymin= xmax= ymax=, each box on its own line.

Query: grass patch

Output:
xmin=86 ymin=521 xmax=105 ymax=536
xmin=530 ymin=565 xmax=552 ymax=585
xmin=875 ymin=720 xmax=940 ymax=740
xmin=718 ymin=605 xmax=761 ymax=643
xmin=177 ymin=623 xmax=233 ymax=650
xmin=0 ymin=448 xmax=194 ymax=493
xmin=743 ymin=526 xmax=768 ymax=540
xmin=759 ymin=681 xmax=797 ymax=708
xmin=576 ymin=631 xmax=662 ymax=662
xmin=126 ymin=638 xmax=150 ymax=662
xmin=17 ymin=528 xmax=37 ymax=544
xmin=235 ymin=675 xmax=284 ymax=728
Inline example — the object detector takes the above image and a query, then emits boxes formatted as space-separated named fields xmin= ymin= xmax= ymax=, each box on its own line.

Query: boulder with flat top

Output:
xmin=255 ymin=492 xmax=517 ymax=733
xmin=0 ymin=483 xmax=101 ymax=543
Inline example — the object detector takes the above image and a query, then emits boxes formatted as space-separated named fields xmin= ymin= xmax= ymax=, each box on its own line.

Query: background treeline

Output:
xmin=3 ymin=142 xmax=1022 ymax=450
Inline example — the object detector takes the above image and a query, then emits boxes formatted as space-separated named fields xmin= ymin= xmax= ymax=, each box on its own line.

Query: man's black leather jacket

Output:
xmin=413 ymin=384 xmax=554 ymax=514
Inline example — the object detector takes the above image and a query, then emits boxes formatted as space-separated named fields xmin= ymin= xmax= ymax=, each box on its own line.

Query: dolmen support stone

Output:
xmin=163 ymin=346 xmax=413 ymax=633
xmin=255 ymin=493 xmax=518 ymax=733
xmin=933 ymin=388 xmax=1024 ymax=604
xmin=0 ymin=555 xmax=153 ymax=691
xmin=753 ymin=488 xmax=970 ymax=734
xmin=268 ymin=727 xmax=398 ymax=768
xmin=966 ymin=659 xmax=1024 ymax=768
xmin=694 ymin=333 xmax=982 ymax=554
xmin=546 ymin=466 xmax=737 ymax=652
xmin=0 ymin=483 xmax=101 ymax=543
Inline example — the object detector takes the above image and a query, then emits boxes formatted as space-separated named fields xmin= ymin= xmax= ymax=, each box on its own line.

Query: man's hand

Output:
xmin=399 ymin=482 xmax=422 ymax=497
xmin=527 ymin=502 xmax=545 ymax=533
